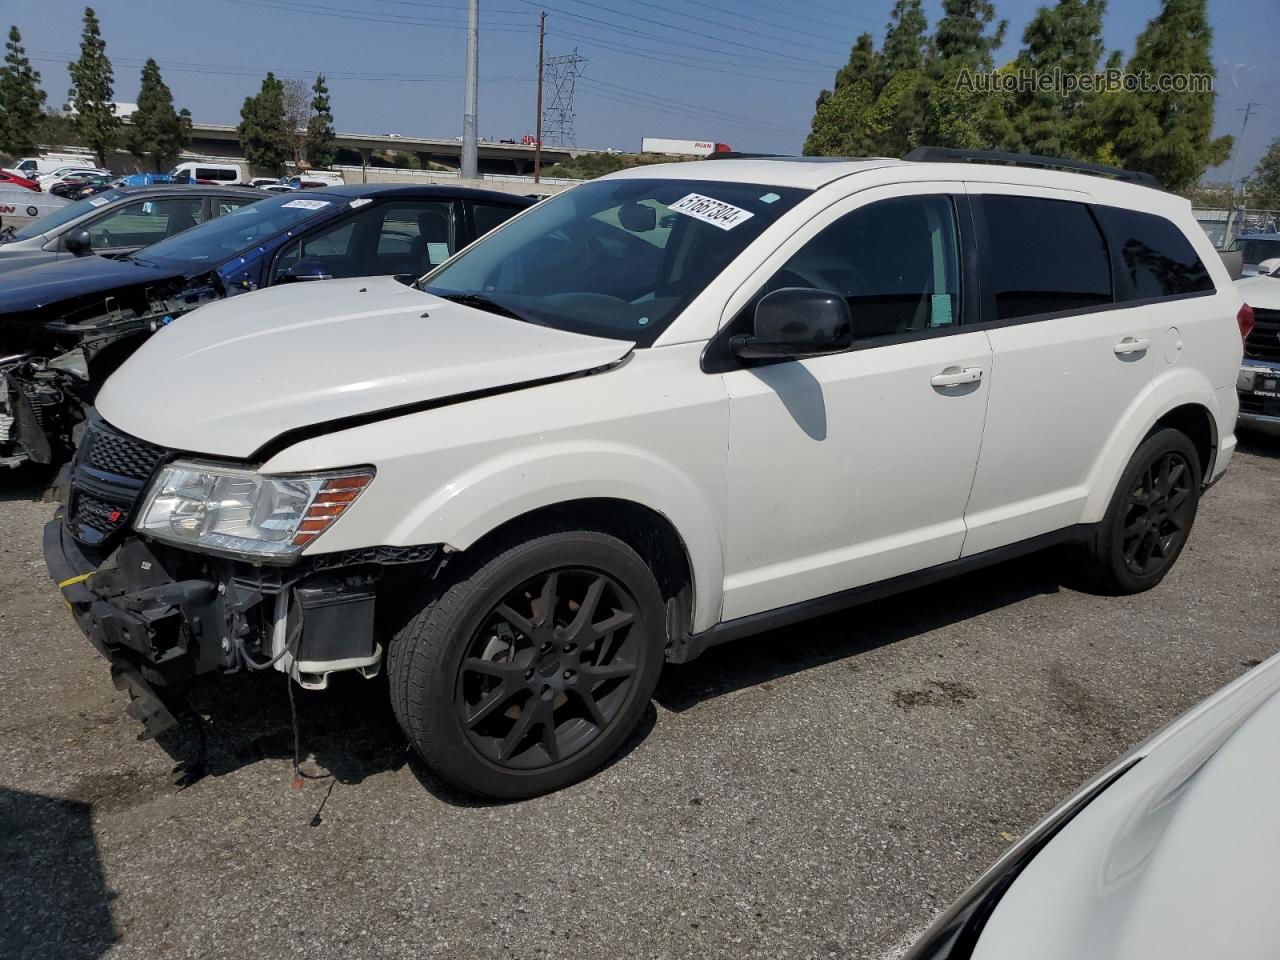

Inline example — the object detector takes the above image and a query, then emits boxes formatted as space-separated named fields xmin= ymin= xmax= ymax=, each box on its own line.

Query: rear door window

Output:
xmin=979 ymin=195 xmax=1112 ymax=321
xmin=86 ymin=196 xmax=205 ymax=250
xmin=472 ymin=202 xmax=523 ymax=239
xmin=1095 ymin=206 xmax=1214 ymax=299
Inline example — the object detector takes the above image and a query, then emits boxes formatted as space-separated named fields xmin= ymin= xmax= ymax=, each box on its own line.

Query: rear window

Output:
xmin=980 ymin=195 xmax=1112 ymax=321
xmin=1096 ymin=206 xmax=1213 ymax=299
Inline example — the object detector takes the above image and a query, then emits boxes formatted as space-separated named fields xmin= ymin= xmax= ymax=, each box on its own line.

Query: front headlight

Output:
xmin=135 ymin=461 xmax=373 ymax=561
xmin=1238 ymin=367 xmax=1258 ymax=391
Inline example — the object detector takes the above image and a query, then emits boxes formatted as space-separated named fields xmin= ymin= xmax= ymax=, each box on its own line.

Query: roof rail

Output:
xmin=702 ymin=151 xmax=789 ymax=160
xmin=903 ymin=146 xmax=1161 ymax=189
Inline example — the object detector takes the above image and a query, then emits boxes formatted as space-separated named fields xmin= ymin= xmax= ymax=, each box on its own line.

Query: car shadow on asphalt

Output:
xmin=0 ymin=463 xmax=54 ymax=502
xmin=159 ymin=667 xmax=657 ymax=810
xmin=143 ymin=549 xmax=1071 ymax=808
xmin=0 ymin=787 xmax=118 ymax=959
xmin=654 ymin=547 xmax=1072 ymax=712
xmin=1237 ymin=431 xmax=1280 ymax=460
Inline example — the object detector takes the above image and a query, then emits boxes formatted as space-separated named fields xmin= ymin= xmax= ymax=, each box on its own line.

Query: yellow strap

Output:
xmin=58 ymin=572 xmax=94 ymax=590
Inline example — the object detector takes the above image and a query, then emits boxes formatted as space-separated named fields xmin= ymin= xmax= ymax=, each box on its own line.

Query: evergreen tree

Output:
xmin=922 ymin=0 xmax=1010 ymax=149
xmin=0 ymin=26 xmax=47 ymax=156
xmin=306 ymin=73 xmax=335 ymax=168
xmin=127 ymin=58 xmax=188 ymax=171
xmin=237 ymin=72 xmax=289 ymax=174
xmin=67 ymin=7 xmax=118 ymax=167
xmin=877 ymin=0 xmax=928 ymax=87
xmin=1247 ymin=137 xmax=1280 ymax=208
xmin=930 ymin=0 xmax=1007 ymax=70
xmin=803 ymin=76 xmax=878 ymax=157
xmin=1013 ymin=0 xmax=1107 ymax=158
xmin=1101 ymin=0 xmax=1231 ymax=190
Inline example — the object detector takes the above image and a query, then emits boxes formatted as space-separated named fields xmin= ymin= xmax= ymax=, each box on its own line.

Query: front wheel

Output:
xmin=388 ymin=529 xmax=666 ymax=799
xmin=1084 ymin=427 xmax=1202 ymax=594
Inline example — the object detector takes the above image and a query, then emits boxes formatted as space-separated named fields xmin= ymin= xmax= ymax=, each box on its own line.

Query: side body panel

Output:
xmin=263 ymin=344 xmax=732 ymax=632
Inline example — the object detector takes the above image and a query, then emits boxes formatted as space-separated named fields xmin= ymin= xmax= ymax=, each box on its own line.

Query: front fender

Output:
xmin=392 ymin=441 xmax=726 ymax=632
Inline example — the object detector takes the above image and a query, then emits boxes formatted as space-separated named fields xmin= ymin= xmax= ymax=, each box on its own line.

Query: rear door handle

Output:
xmin=1114 ymin=337 xmax=1150 ymax=355
xmin=930 ymin=366 xmax=984 ymax=387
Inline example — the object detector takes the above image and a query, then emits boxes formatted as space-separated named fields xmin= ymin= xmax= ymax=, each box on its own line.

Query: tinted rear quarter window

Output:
xmin=1095 ymin=206 xmax=1214 ymax=299
xmin=980 ymin=195 xmax=1112 ymax=321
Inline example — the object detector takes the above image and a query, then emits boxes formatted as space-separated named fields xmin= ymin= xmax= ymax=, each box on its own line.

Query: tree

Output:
xmin=1100 ymin=0 xmax=1231 ymax=191
xmin=67 ymin=7 xmax=118 ymax=167
xmin=930 ymin=0 xmax=1006 ymax=70
xmin=1012 ymin=0 xmax=1107 ymax=159
xmin=306 ymin=73 xmax=335 ymax=168
xmin=0 ymin=26 xmax=47 ymax=156
xmin=1247 ymin=138 xmax=1280 ymax=209
xmin=804 ymin=77 xmax=878 ymax=157
xmin=237 ymin=72 xmax=289 ymax=175
xmin=127 ymin=58 xmax=188 ymax=171
xmin=877 ymin=0 xmax=928 ymax=85
xmin=281 ymin=76 xmax=310 ymax=169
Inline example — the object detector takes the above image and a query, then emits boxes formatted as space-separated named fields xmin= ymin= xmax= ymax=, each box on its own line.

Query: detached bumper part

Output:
xmin=43 ymin=518 xmax=391 ymax=701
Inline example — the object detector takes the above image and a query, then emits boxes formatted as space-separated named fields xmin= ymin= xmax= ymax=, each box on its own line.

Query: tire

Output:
xmin=387 ymin=528 xmax=666 ymax=799
xmin=1084 ymin=427 xmax=1202 ymax=594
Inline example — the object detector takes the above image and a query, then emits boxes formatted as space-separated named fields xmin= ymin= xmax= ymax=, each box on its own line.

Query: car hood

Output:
xmin=969 ymin=653 xmax=1280 ymax=960
xmin=0 ymin=254 xmax=184 ymax=314
xmin=1235 ymin=274 xmax=1280 ymax=310
xmin=96 ymin=275 xmax=635 ymax=458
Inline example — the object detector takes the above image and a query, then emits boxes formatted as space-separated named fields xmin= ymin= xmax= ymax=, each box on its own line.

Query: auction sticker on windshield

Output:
xmin=669 ymin=193 xmax=754 ymax=231
xmin=282 ymin=198 xmax=331 ymax=210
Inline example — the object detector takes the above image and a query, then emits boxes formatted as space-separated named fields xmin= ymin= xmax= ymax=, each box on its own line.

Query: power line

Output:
xmin=223 ymin=0 xmax=538 ymax=32
xmin=670 ymin=0 xmax=863 ymax=50
xmin=545 ymin=29 xmax=823 ymax=86
xmin=598 ymin=0 xmax=849 ymax=55
xmin=517 ymin=0 xmax=840 ymax=69
xmin=580 ymin=77 xmax=803 ymax=136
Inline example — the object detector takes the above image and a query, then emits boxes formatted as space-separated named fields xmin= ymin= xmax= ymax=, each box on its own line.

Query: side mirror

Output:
xmin=1258 ymin=257 xmax=1280 ymax=278
xmin=63 ymin=228 xmax=93 ymax=257
xmin=730 ymin=287 xmax=854 ymax=361
xmin=280 ymin=259 xmax=334 ymax=283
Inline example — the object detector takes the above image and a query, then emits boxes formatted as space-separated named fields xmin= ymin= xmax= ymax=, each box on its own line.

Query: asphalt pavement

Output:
xmin=2 ymin=434 xmax=1278 ymax=960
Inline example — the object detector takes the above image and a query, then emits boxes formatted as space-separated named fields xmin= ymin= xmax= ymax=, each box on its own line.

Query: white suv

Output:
xmin=44 ymin=151 xmax=1245 ymax=798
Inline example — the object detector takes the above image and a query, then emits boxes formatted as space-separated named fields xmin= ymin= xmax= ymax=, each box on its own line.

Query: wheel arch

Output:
xmin=1082 ymin=371 xmax=1225 ymax=523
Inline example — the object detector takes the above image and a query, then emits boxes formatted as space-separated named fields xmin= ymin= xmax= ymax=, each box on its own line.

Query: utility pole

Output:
xmin=534 ymin=11 xmax=545 ymax=183
xmin=461 ymin=0 xmax=479 ymax=181
xmin=1227 ymin=101 xmax=1261 ymax=200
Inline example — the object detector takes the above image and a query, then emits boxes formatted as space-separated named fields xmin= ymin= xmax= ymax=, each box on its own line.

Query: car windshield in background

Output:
xmin=423 ymin=178 xmax=806 ymax=345
xmin=136 ymin=194 xmax=338 ymax=269
xmin=1230 ymin=237 xmax=1280 ymax=264
xmin=6 ymin=189 xmax=128 ymax=241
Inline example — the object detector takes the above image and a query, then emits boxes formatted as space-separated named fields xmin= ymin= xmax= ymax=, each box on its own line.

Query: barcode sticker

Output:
xmin=668 ymin=193 xmax=754 ymax=231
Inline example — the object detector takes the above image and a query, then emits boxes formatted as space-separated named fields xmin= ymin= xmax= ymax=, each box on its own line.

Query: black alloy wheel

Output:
xmin=1119 ymin=451 xmax=1194 ymax=577
xmin=388 ymin=528 xmax=665 ymax=799
xmin=457 ymin=568 xmax=643 ymax=770
xmin=1086 ymin=427 xmax=1202 ymax=594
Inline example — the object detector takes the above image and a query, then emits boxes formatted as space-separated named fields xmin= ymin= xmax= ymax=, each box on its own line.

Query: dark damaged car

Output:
xmin=0 ymin=184 xmax=532 ymax=468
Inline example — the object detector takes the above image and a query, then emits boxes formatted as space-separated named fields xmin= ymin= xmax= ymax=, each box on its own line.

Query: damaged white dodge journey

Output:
xmin=45 ymin=149 xmax=1245 ymax=797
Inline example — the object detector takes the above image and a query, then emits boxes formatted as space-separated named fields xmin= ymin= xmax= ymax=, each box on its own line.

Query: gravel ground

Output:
xmin=2 ymin=435 xmax=1278 ymax=960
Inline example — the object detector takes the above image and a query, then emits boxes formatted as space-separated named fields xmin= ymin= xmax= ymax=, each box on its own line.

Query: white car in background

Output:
xmin=1235 ymin=260 xmax=1280 ymax=435
xmin=905 ymin=650 xmax=1280 ymax=960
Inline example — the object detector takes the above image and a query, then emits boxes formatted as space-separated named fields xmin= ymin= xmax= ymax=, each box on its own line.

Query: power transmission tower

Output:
xmin=1226 ymin=101 xmax=1262 ymax=200
xmin=541 ymin=50 xmax=586 ymax=147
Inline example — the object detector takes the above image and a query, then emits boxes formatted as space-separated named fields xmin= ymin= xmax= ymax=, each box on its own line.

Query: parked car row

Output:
xmin=0 ymin=184 xmax=531 ymax=467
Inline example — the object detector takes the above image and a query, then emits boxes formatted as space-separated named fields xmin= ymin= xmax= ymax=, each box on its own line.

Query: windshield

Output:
xmin=1230 ymin=237 xmax=1280 ymax=263
xmin=423 ymin=177 xmax=806 ymax=345
xmin=7 ymin=189 xmax=127 ymax=241
xmin=136 ymin=193 xmax=338 ymax=267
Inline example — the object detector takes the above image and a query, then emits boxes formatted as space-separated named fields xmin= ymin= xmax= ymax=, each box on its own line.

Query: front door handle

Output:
xmin=930 ymin=366 xmax=984 ymax=388
xmin=1113 ymin=337 xmax=1150 ymax=355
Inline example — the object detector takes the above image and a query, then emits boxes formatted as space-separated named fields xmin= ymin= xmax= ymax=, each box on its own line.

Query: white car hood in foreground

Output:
xmin=96 ymin=276 xmax=634 ymax=458
xmin=967 ymin=652 xmax=1280 ymax=960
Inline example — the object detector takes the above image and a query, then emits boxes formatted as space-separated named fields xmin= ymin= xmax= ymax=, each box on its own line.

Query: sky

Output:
xmin=7 ymin=0 xmax=1278 ymax=181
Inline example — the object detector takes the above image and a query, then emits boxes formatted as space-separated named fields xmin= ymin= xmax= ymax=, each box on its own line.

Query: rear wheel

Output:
xmin=388 ymin=529 xmax=665 ymax=799
xmin=1084 ymin=427 xmax=1202 ymax=594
